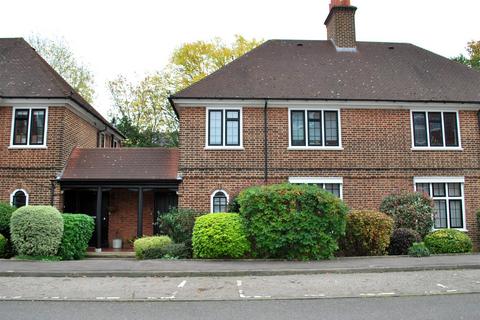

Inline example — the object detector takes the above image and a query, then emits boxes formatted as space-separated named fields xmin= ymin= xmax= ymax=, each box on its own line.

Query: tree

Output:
xmin=452 ymin=41 xmax=480 ymax=70
xmin=28 ymin=35 xmax=95 ymax=103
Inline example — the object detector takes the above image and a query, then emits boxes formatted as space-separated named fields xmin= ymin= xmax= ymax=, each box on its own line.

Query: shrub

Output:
xmin=192 ymin=213 xmax=250 ymax=259
xmin=424 ymin=229 xmax=473 ymax=254
xmin=134 ymin=236 xmax=172 ymax=259
xmin=389 ymin=228 xmax=421 ymax=255
xmin=0 ymin=202 xmax=16 ymax=236
xmin=143 ymin=243 xmax=189 ymax=259
xmin=408 ymin=242 xmax=430 ymax=257
xmin=237 ymin=184 xmax=348 ymax=260
xmin=343 ymin=210 xmax=394 ymax=256
xmin=10 ymin=206 xmax=64 ymax=257
xmin=380 ymin=192 xmax=434 ymax=238
xmin=0 ymin=234 xmax=6 ymax=258
xmin=58 ymin=214 xmax=95 ymax=260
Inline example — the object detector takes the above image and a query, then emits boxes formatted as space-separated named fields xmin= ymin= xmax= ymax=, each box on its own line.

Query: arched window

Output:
xmin=211 ymin=190 xmax=228 ymax=213
xmin=11 ymin=189 xmax=28 ymax=208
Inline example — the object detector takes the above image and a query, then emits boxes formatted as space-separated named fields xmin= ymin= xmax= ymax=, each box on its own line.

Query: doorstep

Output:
xmin=86 ymin=247 xmax=135 ymax=259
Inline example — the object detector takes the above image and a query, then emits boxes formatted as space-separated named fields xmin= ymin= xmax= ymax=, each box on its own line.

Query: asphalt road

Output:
xmin=1 ymin=294 xmax=479 ymax=320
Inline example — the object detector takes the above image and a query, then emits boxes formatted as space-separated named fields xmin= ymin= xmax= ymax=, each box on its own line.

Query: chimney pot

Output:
xmin=330 ymin=0 xmax=351 ymax=9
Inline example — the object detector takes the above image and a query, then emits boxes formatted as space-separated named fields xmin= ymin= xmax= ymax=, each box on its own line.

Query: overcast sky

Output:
xmin=2 ymin=0 xmax=479 ymax=117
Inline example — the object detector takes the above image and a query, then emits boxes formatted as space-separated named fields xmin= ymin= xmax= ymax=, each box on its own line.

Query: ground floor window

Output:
xmin=211 ymin=190 xmax=229 ymax=213
xmin=288 ymin=177 xmax=343 ymax=199
xmin=414 ymin=177 xmax=466 ymax=230
xmin=10 ymin=189 xmax=28 ymax=208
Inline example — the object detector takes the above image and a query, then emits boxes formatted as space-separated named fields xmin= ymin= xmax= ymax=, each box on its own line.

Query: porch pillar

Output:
xmin=137 ymin=187 xmax=143 ymax=238
xmin=95 ymin=186 xmax=102 ymax=252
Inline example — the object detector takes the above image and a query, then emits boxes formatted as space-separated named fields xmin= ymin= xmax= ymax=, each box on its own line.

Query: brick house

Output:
xmin=170 ymin=0 xmax=480 ymax=246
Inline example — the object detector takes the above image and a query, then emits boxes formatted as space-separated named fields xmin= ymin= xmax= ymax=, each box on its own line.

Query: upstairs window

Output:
xmin=211 ymin=190 xmax=229 ymax=213
xmin=11 ymin=189 xmax=28 ymax=208
xmin=207 ymin=108 xmax=242 ymax=148
xmin=412 ymin=111 xmax=460 ymax=148
xmin=12 ymin=108 xmax=47 ymax=147
xmin=290 ymin=109 xmax=340 ymax=148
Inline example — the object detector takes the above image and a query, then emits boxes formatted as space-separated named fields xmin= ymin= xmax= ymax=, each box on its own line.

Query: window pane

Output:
xmin=432 ymin=183 xmax=446 ymax=197
xmin=443 ymin=112 xmax=459 ymax=147
xmin=433 ymin=200 xmax=447 ymax=228
xmin=449 ymin=200 xmax=463 ymax=228
xmin=412 ymin=112 xmax=428 ymax=147
xmin=226 ymin=111 xmax=239 ymax=146
xmin=14 ymin=110 xmax=29 ymax=145
xmin=29 ymin=109 xmax=45 ymax=145
xmin=291 ymin=111 xmax=305 ymax=146
xmin=307 ymin=111 xmax=322 ymax=146
xmin=324 ymin=184 xmax=341 ymax=198
xmin=213 ymin=191 xmax=227 ymax=213
xmin=416 ymin=183 xmax=431 ymax=196
xmin=12 ymin=191 xmax=27 ymax=208
xmin=324 ymin=111 xmax=339 ymax=146
xmin=209 ymin=110 xmax=223 ymax=146
xmin=448 ymin=183 xmax=462 ymax=197
xmin=428 ymin=112 xmax=443 ymax=146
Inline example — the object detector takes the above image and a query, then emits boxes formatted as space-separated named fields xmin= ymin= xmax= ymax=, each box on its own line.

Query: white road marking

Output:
xmin=304 ymin=294 xmax=326 ymax=297
xmin=178 ymin=280 xmax=187 ymax=288
xmin=360 ymin=292 xmax=395 ymax=297
xmin=437 ymin=283 xmax=448 ymax=289
xmin=236 ymin=280 xmax=242 ymax=287
xmin=106 ymin=297 xmax=120 ymax=300
xmin=446 ymin=290 xmax=457 ymax=293
xmin=95 ymin=297 xmax=106 ymax=300
xmin=11 ymin=296 xmax=21 ymax=299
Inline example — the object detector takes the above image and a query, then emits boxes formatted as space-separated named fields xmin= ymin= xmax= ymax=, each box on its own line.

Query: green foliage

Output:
xmin=237 ymin=184 xmax=348 ymax=260
xmin=424 ymin=229 xmax=473 ymax=254
xmin=452 ymin=41 xmax=480 ymax=70
xmin=408 ymin=242 xmax=431 ymax=257
xmin=10 ymin=206 xmax=64 ymax=257
xmin=134 ymin=236 xmax=172 ymax=259
xmin=143 ymin=243 xmax=189 ymax=260
xmin=58 ymin=214 xmax=95 ymax=260
xmin=192 ymin=213 xmax=250 ymax=259
xmin=156 ymin=207 xmax=203 ymax=246
xmin=380 ymin=192 xmax=434 ymax=238
xmin=0 ymin=202 xmax=16 ymax=236
xmin=0 ymin=234 xmax=6 ymax=258
xmin=343 ymin=210 xmax=394 ymax=256
xmin=389 ymin=228 xmax=421 ymax=255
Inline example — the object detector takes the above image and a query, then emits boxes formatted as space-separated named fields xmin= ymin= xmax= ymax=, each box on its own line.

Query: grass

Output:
xmin=15 ymin=255 xmax=62 ymax=261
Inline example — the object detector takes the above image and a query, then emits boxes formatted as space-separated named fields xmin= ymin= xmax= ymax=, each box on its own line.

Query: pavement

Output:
xmin=0 ymin=253 xmax=479 ymax=277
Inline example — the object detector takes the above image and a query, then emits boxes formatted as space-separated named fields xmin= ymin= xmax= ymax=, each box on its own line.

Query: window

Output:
xmin=10 ymin=189 xmax=28 ymax=208
xmin=113 ymin=139 xmax=119 ymax=148
xmin=289 ymin=109 xmax=340 ymax=148
xmin=412 ymin=111 xmax=460 ymax=148
xmin=99 ymin=133 xmax=105 ymax=148
xmin=211 ymin=190 xmax=229 ymax=213
xmin=207 ymin=108 xmax=242 ymax=148
xmin=288 ymin=177 xmax=343 ymax=198
xmin=11 ymin=108 xmax=47 ymax=147
xmin=414 ymin=178 xmax=465 ymax=230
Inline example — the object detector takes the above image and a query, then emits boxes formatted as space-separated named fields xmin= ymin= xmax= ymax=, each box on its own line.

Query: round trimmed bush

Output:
xmin=380 ymin=192 xmax=434 ymax=238
xmin=343 ymin=210 xmax=394 ymax=256
xmin=389 ymin=228 xmax=421 ymax=255
xmin=58 ymin=214 xmax=95 ymax=260
xmin=237 ymin=184 xmax=348 ymax=260
xmin=134 ymin=236 xmax=172 ymax=259
xmin=424 ymin=229 xmax=473 ymax=254
xmin=192 ymin=213 xmax=250 ymax=259
xmin=10 ymin=206 xmax=64 ymax=256
xmin=0 ymin=234 xmax=6 ymax=258
xmin=0 ymin=202 xmax=16 ymax=236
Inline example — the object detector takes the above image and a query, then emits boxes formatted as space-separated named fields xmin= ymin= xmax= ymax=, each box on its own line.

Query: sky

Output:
xmin=1 ymin=0 xmax=479 ymax=118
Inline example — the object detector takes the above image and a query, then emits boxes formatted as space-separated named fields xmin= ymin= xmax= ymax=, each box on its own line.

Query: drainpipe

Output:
xmin=264 ymin=100 xmax=269 ymax=184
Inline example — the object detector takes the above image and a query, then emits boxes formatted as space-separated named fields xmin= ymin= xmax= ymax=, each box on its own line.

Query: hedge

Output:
xmin=389 ymin=228 xmax=421 ymax=255
xmin=57 ymin=214 xmax=95 ymax=260
xmin=192 ymin=213 xmax=250 ymax=259
xmin=424 ymin=229 xmax=473 ymax=254
xmin=10 ymin=206 xmax=64 ymax=257
xmin=237 ymin=183 xmax=348 ymax=260
xmin=0 ymin=234 xmax=6 ymax=258
xmin=134 ymin=236 xmax=172 ymax=259
xmin=143 ymin=243 xmax=190 ymax=259
xmin=0 ymin=202 xmax=16 ymax=236
xmin=343 ymin=210 xmax=394 ymax=256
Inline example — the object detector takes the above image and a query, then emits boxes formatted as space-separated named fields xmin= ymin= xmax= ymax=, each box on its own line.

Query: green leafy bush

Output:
xmin=0 ymin=234 xmax=6 ymax=258
xmin=10 ymin=206 xmax=64 ymax=257
xmin=424 ymin=229 xmax=473 ymax=254
xmin=408 ymin=242 xmax=431 ymax=257
xmin=143 ymin=243 xmax=189 ymax=259
xmin=192 ymin=213 xmax=250 ymax=259
xmin=0 ymin=202 xmax=16 ymax=236
xmin=58 ymin=214 xmax=95 ymax=260
xmin=237 ymin=184 xmax=348 ymax=260
xmin=389 ymin=228 xmax=421 ymax=255
xmin=134 ymin=236 xmax=172 ymax=259
xmin=343 ymin=210 xmax=394 ymax=256
xmin=380 ymin=192 xmax=434 ymax=238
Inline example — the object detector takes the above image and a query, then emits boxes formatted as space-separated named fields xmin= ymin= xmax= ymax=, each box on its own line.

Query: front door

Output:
xmin=153 ymin=191 xmax=178 ymax=234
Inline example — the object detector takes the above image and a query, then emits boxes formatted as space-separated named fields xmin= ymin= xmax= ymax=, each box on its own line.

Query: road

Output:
xmin=1 ymin=294 xmax=479 ymax=320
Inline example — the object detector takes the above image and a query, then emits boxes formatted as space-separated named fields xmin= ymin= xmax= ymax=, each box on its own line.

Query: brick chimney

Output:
xmin=324 ymin=0 xmax=357 ymax=50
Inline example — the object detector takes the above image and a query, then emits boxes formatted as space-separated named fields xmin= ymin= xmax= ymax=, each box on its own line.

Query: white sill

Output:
xmin=288 ymin=147 xmax=344 ymax=151
xmin=411 ymin=147 xmax=463 ymax=151
xmin=433 ymin=228 xmax=468 ymax=232
xmin=8 ymin=145 xmax=48 ymax=150
xmin=204 ymin=146 xmax=245 ymax=151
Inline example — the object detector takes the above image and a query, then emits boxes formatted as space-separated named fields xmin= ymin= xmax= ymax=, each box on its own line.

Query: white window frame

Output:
xmin=205 ymin=107 xmax=243 ymax=150
xmin=9 ymin=106 xmax=48 ymax=149
xmin=288 ymin=107 xmax=343 ymax=150
xmin=288 ymin=177 xmax=343 ymax=199
xmin=413 ymin=176 xmax=467 ymax=231
xmin=210 ymin=189 xmax=230 ymax=213
xmin=10 ymin=189 xmax=29 ymax=207
xmin=410 ymin=110 xmax=462 ymax=151
xmin=99 ymin=133 xmax=106 ymax=148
